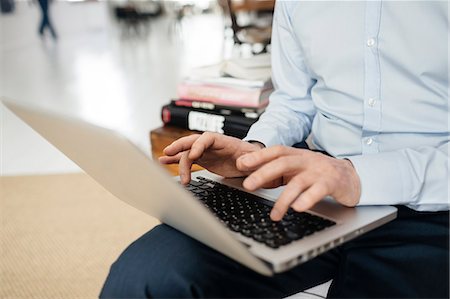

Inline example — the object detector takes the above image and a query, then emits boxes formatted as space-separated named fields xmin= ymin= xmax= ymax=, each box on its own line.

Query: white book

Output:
xmin=189 ymin=54 xmax=272 ymax=83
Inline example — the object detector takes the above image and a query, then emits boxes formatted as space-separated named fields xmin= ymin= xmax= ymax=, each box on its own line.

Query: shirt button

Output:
xmin=367 ymin=38 xmax=376 ymax=47
xmin=368 ymin=98 xmax=376 ymax=107
xmin=365 ymin=137 xmax=374 ymax=146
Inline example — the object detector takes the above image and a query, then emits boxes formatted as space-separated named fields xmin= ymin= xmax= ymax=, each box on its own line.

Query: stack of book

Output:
xmin=161 ymin=54 xmax=273 ymax=139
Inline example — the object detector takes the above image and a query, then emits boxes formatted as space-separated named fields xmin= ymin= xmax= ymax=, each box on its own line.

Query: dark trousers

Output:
xmin=38 ymin=0 xmax=56 ymax=38
xmin=100 ymin=206 xmax=449 ymax=298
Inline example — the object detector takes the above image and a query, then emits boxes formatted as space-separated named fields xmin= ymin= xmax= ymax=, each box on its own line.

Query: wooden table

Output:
xmin=149 ymin=126 xmax=204 ymax=176
xmin=231 ymin=0 xmax=275 ymax=12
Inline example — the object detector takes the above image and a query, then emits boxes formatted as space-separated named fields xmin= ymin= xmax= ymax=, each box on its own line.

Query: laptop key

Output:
xmin=230 ymin=224 xmax=240 ymax=232
xmin=264 ymin=239 xmax=280 ymax=249
xmin=264 ymin=232 xmax=275 ymax=239
xmin=189 ymin=180 xmax=202 ymax=187
xmin=304 ymin=229 xmax=314 ymax=236
xmin=276 ymin=238 xmax=291 ymax=246
xmin=286 ymin=231 xmax=301 ymax=240
xmin=252 ymin=234 xmax=264 ymax=242
xmin=242 ymin=229 xmax=252 ymax=237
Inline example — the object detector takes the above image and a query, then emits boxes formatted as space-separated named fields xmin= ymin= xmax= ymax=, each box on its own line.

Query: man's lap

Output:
xmin=328 ymin=206 xmax=449 ymax=298
xmin=100 ymin=224 xmax=338 ymax=298
xmin=100 ymin=206 xmax=449 ymax=298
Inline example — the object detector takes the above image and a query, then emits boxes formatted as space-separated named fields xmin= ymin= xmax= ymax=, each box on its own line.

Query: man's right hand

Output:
xmin=159 ymin=132 xmax=264 ymax=185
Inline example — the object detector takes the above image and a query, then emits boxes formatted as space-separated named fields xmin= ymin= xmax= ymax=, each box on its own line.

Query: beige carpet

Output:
xmin=1 ymin=173 xmax=159 ymax=299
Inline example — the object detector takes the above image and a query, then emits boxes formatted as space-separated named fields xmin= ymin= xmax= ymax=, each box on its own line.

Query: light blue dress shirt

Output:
xmin=245 ymin=1 xmax=449 ymax=211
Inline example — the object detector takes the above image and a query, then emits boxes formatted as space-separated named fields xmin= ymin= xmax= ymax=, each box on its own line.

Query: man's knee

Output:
xmin=100 ymin=224 xmax=217 ymax=298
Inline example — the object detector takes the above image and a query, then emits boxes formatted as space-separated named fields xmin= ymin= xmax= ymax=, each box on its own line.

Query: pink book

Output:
xmin=177 ymin=82 xmax=272 ymax=108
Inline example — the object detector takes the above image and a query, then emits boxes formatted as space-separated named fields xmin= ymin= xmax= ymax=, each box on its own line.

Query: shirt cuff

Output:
xmin=243 ymin=124 xmax=285 ymax=147
xmin=345 ymin=151 xmax=413 ymax=206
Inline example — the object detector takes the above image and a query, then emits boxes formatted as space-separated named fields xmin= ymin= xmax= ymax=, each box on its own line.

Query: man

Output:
xmin=100 ymin=1 xmax=449 ymax=298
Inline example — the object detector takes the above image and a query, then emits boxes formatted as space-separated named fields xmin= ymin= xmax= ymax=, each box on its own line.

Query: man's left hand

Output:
xmin=236 ymin=146 xmax=361 ymax=221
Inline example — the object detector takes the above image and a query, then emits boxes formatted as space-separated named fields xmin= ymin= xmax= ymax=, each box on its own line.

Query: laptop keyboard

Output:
xmin=185 ymin=176 xmax=336 ymax=249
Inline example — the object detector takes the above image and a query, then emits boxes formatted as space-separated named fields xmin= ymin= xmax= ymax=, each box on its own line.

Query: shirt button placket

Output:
xmin=362 ymin=1 xmax=382 ymax=154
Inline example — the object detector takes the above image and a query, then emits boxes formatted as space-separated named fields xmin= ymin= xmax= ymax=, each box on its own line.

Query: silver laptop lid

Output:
xmin=2 ymin=98 xmax=273 ymax=276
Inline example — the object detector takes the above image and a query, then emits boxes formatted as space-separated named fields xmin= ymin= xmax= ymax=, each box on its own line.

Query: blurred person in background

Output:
xmin=37 ymin=0 xmax=57 ymax=39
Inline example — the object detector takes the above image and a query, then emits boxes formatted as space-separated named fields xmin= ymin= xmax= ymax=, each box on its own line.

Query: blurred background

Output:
xmin=1 ymin=0 xmax=274 ymax=175
xmin=0 ymin=1 xmax=329 ymax=298
xmin=0 ymin=0 xmax=280 ymax=298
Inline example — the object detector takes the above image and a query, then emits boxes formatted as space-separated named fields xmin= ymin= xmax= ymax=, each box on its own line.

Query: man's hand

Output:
xmin=236 ymin=146 xmax=361 ymax=221
xmin=159 ymin=132 xmax=263 ymax=185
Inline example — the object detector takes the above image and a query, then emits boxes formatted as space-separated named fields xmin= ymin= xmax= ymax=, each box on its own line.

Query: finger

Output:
xmin=270 ymin=175 xmax=312 ymax=221
xmin=237 ymin=145 xmax=302 ymax=171
xmin=158 ymin=152 xmax=184 ymax=165
xmin=188 ymin=132 xmax=219 ymax=160
xmin=242 ymin=156 xmax=302 ymax=191
xmin=179 ymin=150 xmax=194 ymax=185
xmin=291 ymin=182 xmax=329 ymax=212
xmin=163 ymin=134 xmax=201 ymax=156
xmin=260 ymin=178 xmax=284 ymax=189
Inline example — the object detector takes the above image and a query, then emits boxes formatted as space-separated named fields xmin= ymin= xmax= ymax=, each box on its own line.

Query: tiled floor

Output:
xmin=1 ymin=1 xmax=227 ymax=175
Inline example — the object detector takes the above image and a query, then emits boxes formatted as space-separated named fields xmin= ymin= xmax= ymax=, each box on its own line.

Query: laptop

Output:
xmin=2 ymin=98 xmax=397 ymax=276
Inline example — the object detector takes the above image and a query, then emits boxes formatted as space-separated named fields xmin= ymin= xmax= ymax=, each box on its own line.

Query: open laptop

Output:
xmin=2 ymin=98 xmax=397 ymax=276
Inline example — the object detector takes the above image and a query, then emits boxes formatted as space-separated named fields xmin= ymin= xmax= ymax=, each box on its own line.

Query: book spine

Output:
xmin=177 ymin=83 xmax=267 ymax=107
xmin=161 ymin=105 xmax=256 ymax=139
xmin=171 ymin=99 xmax=262 ymax=119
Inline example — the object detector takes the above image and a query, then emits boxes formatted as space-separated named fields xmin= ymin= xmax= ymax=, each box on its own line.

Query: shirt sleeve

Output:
xmin=346 ymin=142 xmax=450 ymax=211
xmin=244 ymin=1 xmax=316 ymax=147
